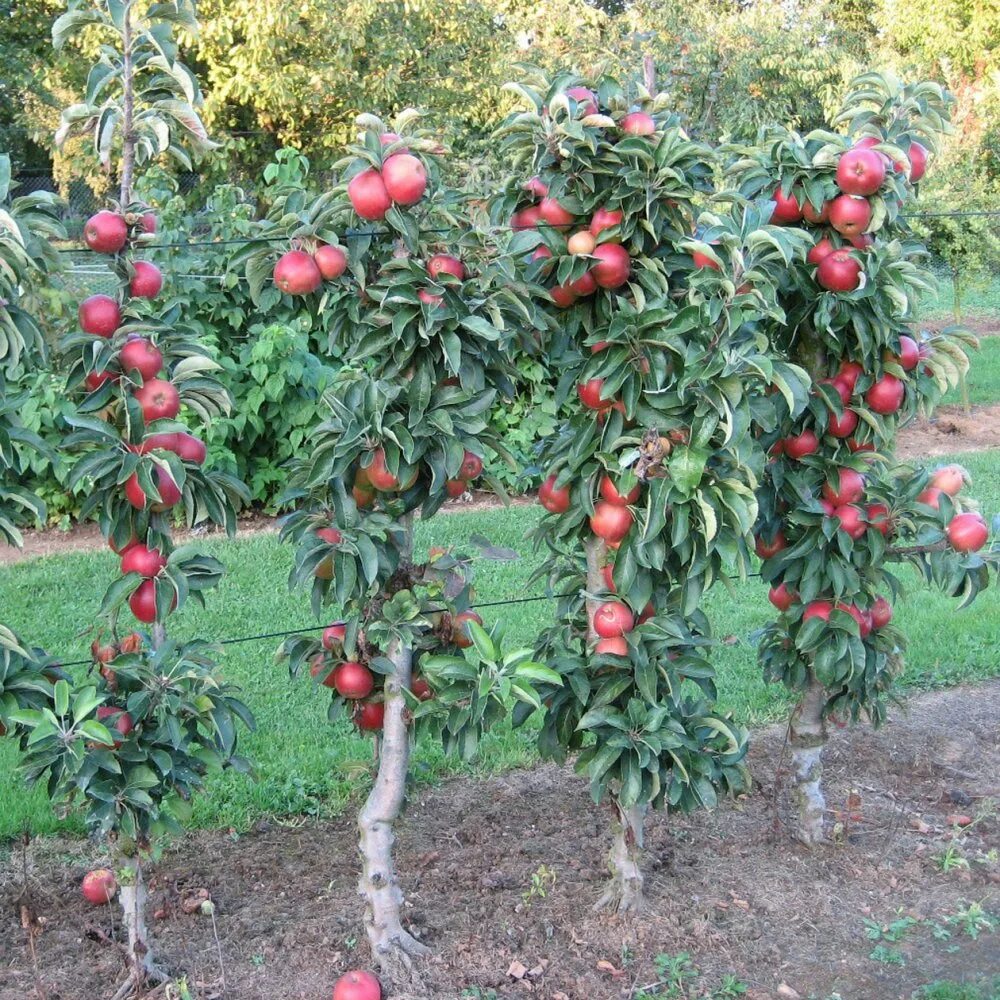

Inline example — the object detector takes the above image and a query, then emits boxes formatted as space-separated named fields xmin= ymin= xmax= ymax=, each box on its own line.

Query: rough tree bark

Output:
xmin=787 ymin=677 xmax=828 ymax=846
xmin=110 ymin=856 xmax=168 ymax=1000
xmin=357 ymin=515 xmax=429 ymax=971
xmin=585 ymin=536 xmax=648 ymax=913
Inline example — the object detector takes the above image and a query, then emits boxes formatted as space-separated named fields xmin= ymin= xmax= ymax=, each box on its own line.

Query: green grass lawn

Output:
xmin=3 ymin=448 xmax=999 ymax=840
xmin=941 ymin=334 xmax=1000 ymax=408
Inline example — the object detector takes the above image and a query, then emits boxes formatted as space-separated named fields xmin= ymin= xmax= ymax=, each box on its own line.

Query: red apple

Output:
xmin=886 ymin=334 xmax=919 ymax=371
xmin=134 ymin=378 xmax=180 ymax=421
xmin=816 ymin=250 xmax=861 ymax=292
xmin=570 ymin=270 xmax=598 ymax=296
xmin=129 ymin=260 xmax=162 ymax=299
xmin=539 ymin=196 xmax=575 ymax=230
xmin=332 ymin=661 xmax=375 ymax=700
xmin=381 ymin=154 xmax=427 ymax=206
xmin=785 ymin=430 xmax=820 ymax=460
xmin=314 ymin=244 xmax=348 ymax=280
xmin=120 ymin=543 xmax=166 ymax=578
xmin=802 ymin=200 xmax=830 ymax=225
xmin=832 ymin=504 xmax=866 ymax=539
xmin=807 ymin=237 xmax=836 ymax=265
xmin=589 ymin=500 xmax=633 ymax=543
xmin=768 ymin=582 xmax=796 ymax=612
xmin=173 ymin=432 xmax=206 ymax=465
xmin=79 ymin=294 xmax=122 ymax=337
xmin=566 ymin=86 xmax=598 ymax=115
xmin=755 ymin=530 xmax=787 ymax=559
xmin=620 ymin=111 xmax=655 ymax=135
xmin=427 ymin=254 xmax=465 ymax=281
xmin=85 ymin=369 xmax=118 ymax=392
xmin=125 ymin=467 xmax=181 ymax=512
xmin=82 ymin=869 xmax=118 ymax=905
xmin=866 ymin=503 xmax=892 ymax=536
xmin=828 ymin=195 xmax=872 ymax=237
xmin=524 ymin=176 xmax=549 ymax=198
xmin=353 ymin=701 xmax=385 ymax=732
xmin=907 ymin=142 xmax=928 ymax=182
xmin=599 ymin=474 xmax=640 ymax=506
xmin=770 ymin=186 xmax=802 ymax=224
xmin=274 ymin=250 xmax=322 ymax=295
xmin=593 ymin=601 xmax=634 ymax=638
xmin=348 ymin=169 xmax=392 ymax=220
xmin=120 ymin=338 xmax=163 ymax=381
xmin=129 ymin=578 xmax=175 ymax=623
xmin=930 ymin=464 xmax=965 ymax=496
xmin=802 ymin=600 xmax=833 ymax=623
xmin=590 ymin=207 xmax=624 ymax=239
xmin=84 ymin=211 xmax=128 ymax=253
xmin=918 ymin=486 xmax=943 ymax=509
xmin=539 ymin=475 xmax=570 ymax=514
xmin=332 ymin=970 xmax=382 ymax=1000
xmin=870 ymin=596 xmax=892 ymax=629
xmin=836 ymin=147 xmax=887 ymax=196
xmin=322 ymin=622 xmax=347 ymax=650
xmin=549 ymin=283 xmax=577 ymax=308
xmin=511 ymin=205 xmax=542 ymax=230
xmin=865 ymin=373 xmax=905 ymax=415
xmin=452 ymin=610 xmax=484 ymax=648
xmin=591 ymin=244 xmax=630 ymax=288
xmin=594 ymin=636 xmax=628 ymax=657
xmin=946 ymin=512 xmax=988 ymax=553
xmin=95 ymin=705 xmax=134 ymax=746
xmin=578 ymin=378 xmax=610 ymax=410
xmin=822 ymin=468 xmax=866 ymax=507
xmin=459 ymin=450 xmax=483 ymax=480
xmin=837 ymin=360 xmax=865 ymax=392
xmin=827 ymin=407 xmax=859 ymax=438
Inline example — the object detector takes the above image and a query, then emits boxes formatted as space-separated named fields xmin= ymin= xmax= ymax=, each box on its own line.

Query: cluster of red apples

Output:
xmin=768 ymin=137 xmax=929 ymax=291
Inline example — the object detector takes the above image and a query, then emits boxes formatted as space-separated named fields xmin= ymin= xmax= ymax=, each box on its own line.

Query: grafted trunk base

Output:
xmin=358 ymin=635 xmax=429 ymax=974
xmin=110 ymin=858 xmax=169 ymax=1000
xmin=787 ymin=679 xmax=829 ymax=846
xmin=594 ymin=801 xmax=647 ymax=915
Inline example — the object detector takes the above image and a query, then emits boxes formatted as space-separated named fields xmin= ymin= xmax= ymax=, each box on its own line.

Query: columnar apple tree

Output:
xmin=0 ymin=154 xmax=66 ymax=736
xmin=238 ymin=112 xmax=553 ymax=973
xmin=494 ymin=72 xmax=813 ymax=912
xmin=15 ymin=5 xmax=252 ymax=995
xmin=727 ymin=73 xmax=999 ymax=844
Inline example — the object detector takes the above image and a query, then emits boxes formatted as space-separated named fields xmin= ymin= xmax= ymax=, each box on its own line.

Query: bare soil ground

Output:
xmin=897 ymin=403 xmax=1000 ymax=459
xmin=2 ymin=682 xmax=997 ymax=1000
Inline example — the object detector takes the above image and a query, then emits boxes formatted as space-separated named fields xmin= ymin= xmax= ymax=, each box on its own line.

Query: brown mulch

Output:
xmin=2 ymin=682 xmax=997 ymax=1000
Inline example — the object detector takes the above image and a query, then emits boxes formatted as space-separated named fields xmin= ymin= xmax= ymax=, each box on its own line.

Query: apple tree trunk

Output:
xmin=787 ymin=677 xmax=828 ymax=846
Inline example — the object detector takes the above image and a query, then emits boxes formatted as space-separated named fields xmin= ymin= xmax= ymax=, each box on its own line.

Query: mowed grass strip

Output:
xmin=1 ymin=448 xmax=998 ymax=839
xmin=940 ymin=334 xmax=1000 ymax=408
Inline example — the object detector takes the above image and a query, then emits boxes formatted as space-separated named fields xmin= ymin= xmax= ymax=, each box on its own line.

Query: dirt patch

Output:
xmin=897 ymin=402 xmax=1000 ymax=459
xmin=0 ymin=493 xmax=529 ymax=566
xmin=2 ymin=683 xmax=998 ymax=1000
xmin=925 ymin=314 xmax=999 ymax=338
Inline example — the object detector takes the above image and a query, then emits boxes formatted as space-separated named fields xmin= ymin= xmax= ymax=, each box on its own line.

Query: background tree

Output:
xmin=492 ymin=69 xmax=812 ymax=911
xmin=726 ymin=72 xmax=999 ymax=844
